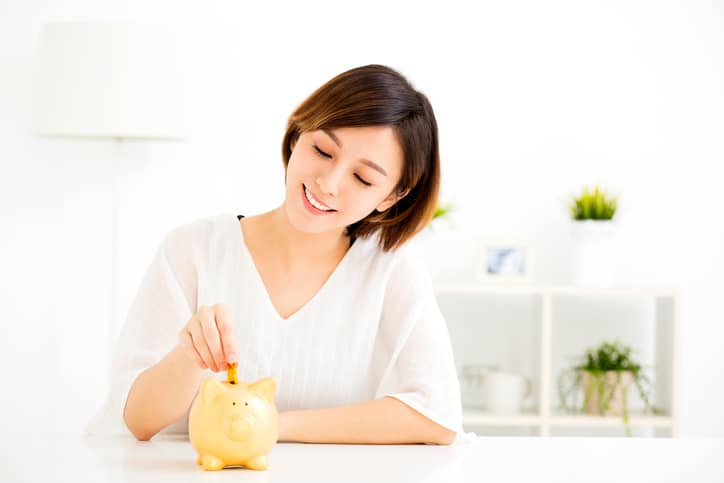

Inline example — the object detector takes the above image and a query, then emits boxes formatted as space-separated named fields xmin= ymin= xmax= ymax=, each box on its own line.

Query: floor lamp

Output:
xmin=33 ymin=21 xmax=189 ymax=356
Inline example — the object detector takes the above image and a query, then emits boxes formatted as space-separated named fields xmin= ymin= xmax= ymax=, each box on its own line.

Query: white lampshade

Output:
xmin=34 ymin=21 xmax=189 ymax=140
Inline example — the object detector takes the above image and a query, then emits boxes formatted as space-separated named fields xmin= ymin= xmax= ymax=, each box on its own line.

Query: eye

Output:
xmin=232 ymin=402 xmax=236 ymax=406
xmin=313 ymin=145 xmax=331 ymax=158
xmin=314 ymin=144 xmax=371 ymax=186
xmin=245 ymin=402 xmax=249 ymax=406
xmin=354 ymin=174 xmax=372 ymax=186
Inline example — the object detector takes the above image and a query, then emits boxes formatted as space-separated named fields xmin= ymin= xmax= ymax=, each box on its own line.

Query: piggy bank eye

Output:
xmin=232 ymin=402 xmax=236 ymax=406
xmin=245 ymin=402 xmax=248 ymax=406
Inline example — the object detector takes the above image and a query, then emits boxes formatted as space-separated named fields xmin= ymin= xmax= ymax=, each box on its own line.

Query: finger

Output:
xmin=190 ymin=311 xmax=220 ymax=372
xmin=197 ymin=306 xmax=225 ymax=371
xmin=214 ymin=304 xmax=238 ymax=364
xmin=188 ymin=318 xmax=215 ymax=371
xmin=179 ymin=329 xmax=207 ymax=369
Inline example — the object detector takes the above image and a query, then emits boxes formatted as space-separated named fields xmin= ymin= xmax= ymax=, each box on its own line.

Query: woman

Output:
xmin=88 ymin=64 xmax=468 ymax=445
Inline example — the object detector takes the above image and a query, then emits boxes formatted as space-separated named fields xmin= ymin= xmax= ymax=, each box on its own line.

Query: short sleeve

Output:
xmin=85 ymin=222 xmax=199 ymax=436
xmin=373 ymin=250 xmax=477 ymax=444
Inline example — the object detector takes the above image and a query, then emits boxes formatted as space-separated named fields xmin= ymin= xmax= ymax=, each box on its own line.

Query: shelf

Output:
xmin=445 ymin=282 xmax=679 ymax=437
xmin=463 ymin=409 xmax=542 ymax=426
xmin=462 ymin=409 xmax=673 ymax=429
xmin=548 ymin=413 xmax=674 ymax=428
xmin=435 ymin=283 xmax=677 ymax=297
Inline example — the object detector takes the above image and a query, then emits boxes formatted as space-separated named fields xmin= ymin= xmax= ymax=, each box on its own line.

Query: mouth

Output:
xmin=302 ymin=184 xmax=337 ymax=214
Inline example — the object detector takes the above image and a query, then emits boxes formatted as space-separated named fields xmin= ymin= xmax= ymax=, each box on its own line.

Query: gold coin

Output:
xmin=227 ymin=362 xmax=238 ymax=385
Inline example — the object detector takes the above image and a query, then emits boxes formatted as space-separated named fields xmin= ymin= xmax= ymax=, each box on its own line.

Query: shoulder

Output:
xmin=353 ymin=232 xmax=431 ymax=290
xmin=164 ymin=212 xmax=236 ymax=244
xmin=161 ymin=212 xmax=237 ymax=262
xmin=389 ymin=241 xmax=434 ymax=300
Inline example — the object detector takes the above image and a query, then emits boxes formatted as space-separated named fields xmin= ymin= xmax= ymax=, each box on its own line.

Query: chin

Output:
xmin=283 ymin=200 xmax=330 ymax=234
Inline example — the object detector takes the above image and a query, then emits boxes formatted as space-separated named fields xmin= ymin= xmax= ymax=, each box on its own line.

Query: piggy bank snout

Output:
xmin=223 ymin=412 xmax=255 ymax=442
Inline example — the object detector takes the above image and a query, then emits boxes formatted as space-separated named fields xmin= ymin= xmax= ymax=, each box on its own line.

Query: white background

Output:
xmin=1 ymin=0 xmax=722 ymax=436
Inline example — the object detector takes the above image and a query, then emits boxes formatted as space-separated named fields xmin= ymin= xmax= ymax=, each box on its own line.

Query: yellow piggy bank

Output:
xmin=188 ymin=377 xmax=278 ymax=471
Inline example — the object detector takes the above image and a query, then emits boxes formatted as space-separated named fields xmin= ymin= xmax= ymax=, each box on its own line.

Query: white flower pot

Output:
xmin=569 ymin=220 xmax=616 ymax=287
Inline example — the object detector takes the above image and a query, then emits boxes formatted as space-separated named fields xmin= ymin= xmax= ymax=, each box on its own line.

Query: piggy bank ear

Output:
xmin=249 ymin=377 xmax=276 ymax=402
xmin=202 ymin=378 xmax=227 ymax=405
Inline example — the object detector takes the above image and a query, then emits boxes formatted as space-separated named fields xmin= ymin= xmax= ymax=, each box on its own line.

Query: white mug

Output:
xmin=460 ymin=364 xmax=496 ymax=407
xmin=480 ymin=370 xmax=531 ymax=415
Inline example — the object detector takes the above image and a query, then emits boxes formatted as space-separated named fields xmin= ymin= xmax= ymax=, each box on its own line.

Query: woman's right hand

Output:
xmin=177 ymin=304 xmax=239 ymax=372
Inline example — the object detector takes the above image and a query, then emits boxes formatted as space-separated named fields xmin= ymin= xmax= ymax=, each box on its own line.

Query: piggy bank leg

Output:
xmin=244 ymin=455 xmax=268 ymax=471
xmin=200 ymin=454 xmax=226 ymax=471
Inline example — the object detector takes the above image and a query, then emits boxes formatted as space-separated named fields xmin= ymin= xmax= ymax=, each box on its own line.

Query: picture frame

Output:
xmin=475 ymin=238 xmax=534 ymax=283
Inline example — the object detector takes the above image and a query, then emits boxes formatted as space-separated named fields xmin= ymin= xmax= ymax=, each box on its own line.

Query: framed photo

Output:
xmin=475 ymin=239 xmax=534 ymax=283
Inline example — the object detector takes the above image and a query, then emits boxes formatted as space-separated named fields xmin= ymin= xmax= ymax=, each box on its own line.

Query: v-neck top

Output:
xmin=236 ymin=214 xmax=360 ymax=323
xmin=86 ymin=213 xmax=473 ymax=443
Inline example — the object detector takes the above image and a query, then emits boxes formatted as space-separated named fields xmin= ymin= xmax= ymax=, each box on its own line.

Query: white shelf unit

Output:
xmin=435 ymin=283 xmax=680 ymax=437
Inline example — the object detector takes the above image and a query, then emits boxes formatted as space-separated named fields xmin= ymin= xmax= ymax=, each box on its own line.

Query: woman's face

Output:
xmin=284 ymin=125 xmax=405 ymax=235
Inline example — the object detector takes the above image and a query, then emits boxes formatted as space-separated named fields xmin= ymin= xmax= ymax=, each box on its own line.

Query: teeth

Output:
xmin=305 ymin=186 xmax=333 ymax=211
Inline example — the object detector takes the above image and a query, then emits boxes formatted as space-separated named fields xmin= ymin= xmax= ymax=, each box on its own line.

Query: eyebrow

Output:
xmin=321 ymin=128 xmax=388 ymax=177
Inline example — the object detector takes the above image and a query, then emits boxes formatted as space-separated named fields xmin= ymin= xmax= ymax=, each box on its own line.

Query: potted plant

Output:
xmin=557 ymin=340 xmax=656 ymax=437
xmin=429 ymin=201 xmax=454 ymax=229
xmin=568 ymin=184 xmax=618 ymax=221
xmin=566 ymin=184 xmax=620 ymax=286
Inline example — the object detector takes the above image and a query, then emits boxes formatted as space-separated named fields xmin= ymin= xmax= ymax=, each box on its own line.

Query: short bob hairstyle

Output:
xmin=281 ymin=64 xmax=440 ymax=252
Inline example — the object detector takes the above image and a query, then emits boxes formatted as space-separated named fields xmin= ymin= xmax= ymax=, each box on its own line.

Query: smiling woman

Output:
xmin=88 ymin=64 xmax=473 ymax=447
xmin=287 ymin=125 xmax=405 ymax=233
xmin=282 ymin=64 xmax=440 ymax=251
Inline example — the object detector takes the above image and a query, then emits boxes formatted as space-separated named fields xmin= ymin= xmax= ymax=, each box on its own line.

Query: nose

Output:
xmin=224 ymin=415 xmax=254 ymax=442
xmin=316 ymin=166 xmax=344 ymax=197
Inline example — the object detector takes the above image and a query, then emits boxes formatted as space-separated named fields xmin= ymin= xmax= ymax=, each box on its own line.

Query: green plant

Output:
xmin=557 ymin=340 xmax=657 ymax=437
xmin=426 ymin=201 xmax=454 ymax=231
xmin=568 ymin=184 xmax=618 ymax=220
xmin=432 ymin=201 xmax=453 ymax=220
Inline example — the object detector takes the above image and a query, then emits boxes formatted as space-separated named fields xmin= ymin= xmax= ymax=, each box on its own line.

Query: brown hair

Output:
xmin=281 ymin=64 xmax=440 ymax=252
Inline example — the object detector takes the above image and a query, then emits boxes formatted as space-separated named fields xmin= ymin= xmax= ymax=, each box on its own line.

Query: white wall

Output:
xmin=1 ymin=0 xmax=722 ymax=436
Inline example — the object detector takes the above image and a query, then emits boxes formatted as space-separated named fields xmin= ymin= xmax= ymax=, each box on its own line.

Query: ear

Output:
xmin=202 ymin=378 xmax=228 ymax=405
xmin=249 ymin=377 xmax=277 ymax=402
xmin=375 ymin=188 xmax=409 ymax=213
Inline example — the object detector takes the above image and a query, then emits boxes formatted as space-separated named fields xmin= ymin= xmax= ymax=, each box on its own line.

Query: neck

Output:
xmin=265 ymin=206 xmax=351 ymax=263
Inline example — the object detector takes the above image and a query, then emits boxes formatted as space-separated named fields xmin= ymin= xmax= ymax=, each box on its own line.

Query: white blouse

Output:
xmin=87 ymin=213 xmax=475 ymax=443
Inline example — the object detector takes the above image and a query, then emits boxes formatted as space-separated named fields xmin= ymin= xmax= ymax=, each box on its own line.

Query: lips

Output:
xmin=302 ymin=184 xmax=336 ymax=212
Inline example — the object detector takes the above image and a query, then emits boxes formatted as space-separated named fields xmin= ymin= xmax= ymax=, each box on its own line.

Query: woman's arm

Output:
xmin=123 ymin=344 xmax=204 ymax=441
xmin=278 ymin=396 xmax=456 ymax=445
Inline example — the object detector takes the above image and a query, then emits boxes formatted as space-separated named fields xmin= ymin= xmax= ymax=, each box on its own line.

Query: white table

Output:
xmin=1 ymin=433 xmax=723 ymax=482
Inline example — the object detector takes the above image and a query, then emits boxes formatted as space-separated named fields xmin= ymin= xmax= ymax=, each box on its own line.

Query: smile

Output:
xmin=303 ymin=185 xmax=336 ymax=213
